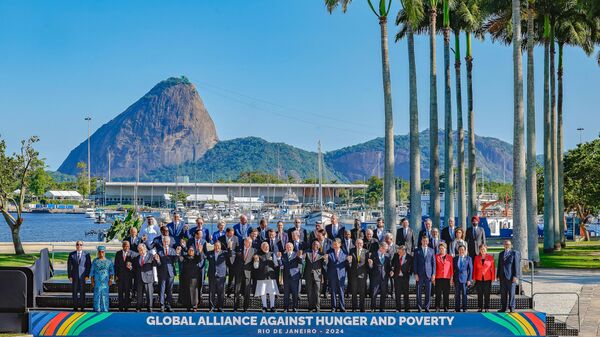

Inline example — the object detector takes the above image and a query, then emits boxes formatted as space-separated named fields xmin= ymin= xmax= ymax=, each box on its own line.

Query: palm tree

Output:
xmin=397 ymin=0 xmax=425 ymax=236
xmin=542 ymin=13 xmax=555 ymax=253
xmin=325 ymin=0 xmax=398 ymax=236
xmin=443 ymin=0 xmax=455 ymax=227
xmin=428 ymin=0 xmax=441 ymax=228
xmin=512 ymin=0 xmax=529 ymax=260
xmin=465 ymin=14 xmax=477 ymax=221
xmin=525 ymin=0 xmax=540 ymax=263
xmin=549 ymin=19 xmax=561 ymax=251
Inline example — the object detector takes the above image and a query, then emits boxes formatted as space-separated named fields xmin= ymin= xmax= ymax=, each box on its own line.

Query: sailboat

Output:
xmin=304 ymin=141 xmax=333 ymax=226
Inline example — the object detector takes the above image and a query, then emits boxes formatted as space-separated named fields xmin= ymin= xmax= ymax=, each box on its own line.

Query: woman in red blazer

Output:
xmin=433 ymin=242 xmax=454 ymax=312
xmin=473 ymin=244 xmax=496 ymax=312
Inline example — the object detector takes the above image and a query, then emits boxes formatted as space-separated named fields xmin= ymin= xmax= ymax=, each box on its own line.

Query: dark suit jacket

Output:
xmin=350 ymin=227 xmax=365 ymax=242
xmin=151 ymin=235 xmax=177 ymax=250
xmin=114 ymin=249 xmax=139 ymax=281
xmin=453 ymin=255 xmax=473 ymax=284
xmin=418 ymin=229 xmax=435 ymax=248
xmin=287 ymin=227 xmax=309 ymax=243
xmin=326 ymin=250 xmax=348 ymax=281
xmin=369 ymin=251 xmax=392 ymax=285
xmin=191 ymin=226 xmax=211 ymax=243
xmin=219 ymin=235 xmax=239 ymax=253
xmin=325 ymin=224 xmax=346 ymax=240
xmin=497 ymin=249 xmax=521 ymax=281
xmin=303 ymin=250 xmax=325 ymax=281
xmin=391 ymin=253 xmax=413 ymax=279
xmin=178 ymin=254 xmax=204 ymax=280
xmin=67 ymin=251 xmax=91 ymax=280
xmin=396 ymin=227 xmax=415 ymax=253
xmin=348 ymin=247 xmax=369 ymax=280
xmin=441 ymin=226 xmax=457 ymax=245
xmin=156 ymin=247 xmax=178 ymax=279
xmin=465 ymin=226 xmax=486 ymax=256
xmin=363 ymin=238 xmax=380 ymax=254
xmin=413 ymin=246 xmax=436 ymax=280
xmin=206 ymin=250 xmax=229 ymax=279
xmin=231 ymin=246 xmax=255 ymax=279
xmin=289 ymin=240 xmax=307 ymax=253
xmin=280 ymin=251 xmax=303 ymax=282
xmin=124 ymin=235 xmax=142 ymax=252
xmin=341 ymin=238 xmax=355 ymax=255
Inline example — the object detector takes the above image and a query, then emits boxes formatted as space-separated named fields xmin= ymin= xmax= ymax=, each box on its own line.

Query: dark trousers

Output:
xmin=283 ymin=277 xmax=300 ymax=310
xmin=455 ymin=281 xmax=468 ymax=311
xmin=305 ymin=276 xmax=321 ymax=311
xmin=477 ymin=280 xmax=492 ymax=310
xmin=434 ymin=278 xmax=451 ymax=310
xmin=416 ymin=276 xmax=432 ymax=310
xmin=71 ymin=276 xmax=86 ymax=310
xmin=117 ymin=275 xmax=132 ymax=310
xmin=159 ymin=276 xmax=174 ymax=309
xmin=209 ymin=276 xmax=226 ymax=310
xmin=500 ymin=278 xmax=516 ymax=311
xmin=370 ymin=279 xmax=388 ymax=311
xmin=234 ymin=275 xmax=253 ymax=310
xmin=197 ymin=269 xmax=205 ymax=308
xmin=351 ymin=276 xmax=367 ymax=311
xmin=136 ymin=281 xmax=154 ymax=311
xmin=394 ymin=277 xmax=410 ymax=311
xmin=328 ymin=277 xmax=345 ymax=310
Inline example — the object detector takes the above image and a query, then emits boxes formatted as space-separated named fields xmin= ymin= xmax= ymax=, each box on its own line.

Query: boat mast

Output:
xmin=318 ymin=141 xmax=323 ymax=211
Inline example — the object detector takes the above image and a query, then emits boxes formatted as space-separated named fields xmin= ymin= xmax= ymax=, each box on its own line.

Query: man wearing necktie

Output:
xmin=303 ymin=240 xmax=324 ymax=312
xmin=156 ymin=236 xmax=177 ymax=312
xmin=290 ymin=231 xmax=305 ymax=252
xmin=134 ymin=244 xmax=158 ymax=312
xmin=233 ymin=215 xmax=252 ymax=243
xmin=207 ymin=241 xmax=228 ymax=312
xmin=453 ymin=245 xmax=473 ymax=312
xmin=231 ymin=238 xmax=255 ymax=312
xmin=325 ymin=240 xmax=347 ymax=312
xmin=279 ymin=242 xmax=304 ymax=312
xmin=166 ymin=212 xmax=185 ymax=238
xmin=392 ymin=245 xmax=413 ymax=312
xmin=114 ymin=240 xmax=139 ymax=311
xmin=348 ymin=239 xmax=368 ymax=312
xmin=414 ymin=235 xmax=436 ymax=312
xmin=466 ymin=216 xmax=486 ymax=258
xmin=395 ymin=218 xmax=415 ymax=254
xmin=68 ymin=241 xmax=91 ymax=311
xmin=326 ymin=215 xmax=346 ymax=240
xmin=418 ymin=219 xmax=435 ymax=249
xmin=368 ymin=242 xmax=392 ymax=312
xmin=277 ymin=221 xmax=290 ymax=247
xmin=442 ymin=218 xmax=457 ymax=245
xmin=375 ymin=218 xmax=386 ymax=242
xmin=497 ymin=240 xmax=520 ymax=312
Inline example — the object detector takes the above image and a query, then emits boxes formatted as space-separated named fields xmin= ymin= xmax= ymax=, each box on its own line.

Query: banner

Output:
xmin=29 ymin=311 xmax=546 ymax=337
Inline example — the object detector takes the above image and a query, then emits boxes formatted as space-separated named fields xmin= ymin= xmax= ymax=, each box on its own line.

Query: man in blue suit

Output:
xmin=497 ymin=240 xmax=521 ymax=312
xmin=67 ymin=241 xmax=91 ymax=311
xmin=151 ymin=226 xmax=177 ymax=250
xmin=325 ymin=214 xmax=346 ymax=240
xmin=206 ymin=241 xmax=229 ymax=312
xmin=192 ymin=218 xmax=211 ymax=243
xmin=418 ymin=218 xmax=435 ymax=248
xmin=368 ymin=242 xmax=392 ymax=312
xmin=325 ymin=239 xmax=348 ymax=312
xmin=453 ymin=245 xmax=473 ymax=312
xmin=233 ymin=214 xmax=253 ymax=242
xmin=413 ymin=235 xmax=436 ymax=312
xmin=156 ymin=236 xmax=178 ymax=312
xmin=167 ymin=212 xmax=186 ymax=239
xmin=279 ymin=242 xmax=304 ymax=312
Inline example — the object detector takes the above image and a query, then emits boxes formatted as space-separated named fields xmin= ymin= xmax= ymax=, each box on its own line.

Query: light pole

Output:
xmin=577 ymin=128 xmax=584 ymax=144
xmin=85 ymin=116 xmax=92 ymax=201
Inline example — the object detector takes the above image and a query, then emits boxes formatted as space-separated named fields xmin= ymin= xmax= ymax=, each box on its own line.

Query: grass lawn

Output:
xmin=0 ymin=251 xmax=116 ymax=267
xmin=538 ymin=240 xmax=600 ymax=269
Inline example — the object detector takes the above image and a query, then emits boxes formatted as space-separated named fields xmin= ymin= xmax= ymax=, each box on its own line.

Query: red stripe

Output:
xmin=44 ymin=312 xmax=70 ymax=336
xmin=523 ymin=312 xmax=546 ymax=336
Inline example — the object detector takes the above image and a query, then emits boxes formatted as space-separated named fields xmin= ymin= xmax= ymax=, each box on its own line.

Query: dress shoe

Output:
xmin=498 ymin=309 xmax=506 ymax=313
xmin=262 ymin=307 xmax=267 ymax=313
xmin=270 ymin=308 xmax=275 ymax=313
xmin=166 ymin=307 xmax=173 ymax=312
xmin=477 ymin=309 xmax=483 ymax=312
xmin=424 ymin=309 xmax=430 ymax=313
xmin=509 ymin=309 xmax=514 ymax=313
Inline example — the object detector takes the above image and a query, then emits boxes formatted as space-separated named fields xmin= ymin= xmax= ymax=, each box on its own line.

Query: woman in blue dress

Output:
xmin=90 ymin=246 xmax=114 ymax=312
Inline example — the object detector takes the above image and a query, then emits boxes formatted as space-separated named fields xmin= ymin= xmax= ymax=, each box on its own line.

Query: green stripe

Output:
xmin=72 ymin=313 xmax=111 ymax=336
xmin=482 ymin=313 xmax=520 ymax=335
xmin=494 ymin=314 xmax=528 ymax=336
xmin=65 ymin=313 xmax=96 ymax=336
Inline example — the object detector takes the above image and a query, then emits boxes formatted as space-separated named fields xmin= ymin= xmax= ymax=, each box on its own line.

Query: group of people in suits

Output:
xmin=68 ymin=213 xmax=521 ymax=313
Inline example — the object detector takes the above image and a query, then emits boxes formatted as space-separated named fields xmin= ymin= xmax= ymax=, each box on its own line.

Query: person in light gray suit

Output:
xmin=466 ymin=216 xmax=486 ymax=258
xmin=134 ymin=244 xmax=159 ymax=312
xmin=231 ymin=238 xmax=256 ymax=311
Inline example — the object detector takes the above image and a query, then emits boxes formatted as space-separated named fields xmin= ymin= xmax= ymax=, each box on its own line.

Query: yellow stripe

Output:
xmin=56 ymin=313 xmax=84 ymax=336
xmin=510 ymin=313 xmax=535 ymax=336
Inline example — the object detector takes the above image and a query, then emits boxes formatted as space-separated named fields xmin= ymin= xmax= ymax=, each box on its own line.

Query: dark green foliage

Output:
xmin=106 ymin=209 xmax=142 ymax=242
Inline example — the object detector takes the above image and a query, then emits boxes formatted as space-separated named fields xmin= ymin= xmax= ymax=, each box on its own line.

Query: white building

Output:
xmin=43 ymin=190 xmax=83 ymax=201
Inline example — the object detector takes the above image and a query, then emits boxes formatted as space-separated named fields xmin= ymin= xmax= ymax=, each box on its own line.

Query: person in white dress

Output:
xmin=140 ymin=216 xmax=160 ymax=244
xmin=253 ymin=242 xmax=280 ymax=312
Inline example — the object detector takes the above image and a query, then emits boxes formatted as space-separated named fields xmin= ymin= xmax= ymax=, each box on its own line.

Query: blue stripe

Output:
xmin=31 ymin=312 xmax=59 ymax=335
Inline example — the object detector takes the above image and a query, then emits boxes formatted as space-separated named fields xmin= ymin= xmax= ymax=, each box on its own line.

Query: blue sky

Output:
xmin=0 ymin=0 xmax=598 ymax=170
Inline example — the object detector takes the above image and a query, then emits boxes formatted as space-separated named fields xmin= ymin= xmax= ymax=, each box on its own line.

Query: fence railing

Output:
xmin=532 ymin=292 xmax=580 ymax=333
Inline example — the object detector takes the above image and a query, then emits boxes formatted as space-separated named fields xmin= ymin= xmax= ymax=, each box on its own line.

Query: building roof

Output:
xmin=106 ymin=182 xmax=367 ymax=189
xmin=163 ymin=194 xmax=229 ymax=202
xmin=44 ymin=190 xmax=82 ymax=198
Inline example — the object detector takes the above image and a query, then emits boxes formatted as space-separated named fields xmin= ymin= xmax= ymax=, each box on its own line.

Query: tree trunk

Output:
xmin=1 ymin=209 xmax=25 ymax=255
xmin=408 ymin=27 xmax=422 ymax=236
xmin=512 ymin=0 xmax=528 ymax=261
xmin=444 ymin=25 xmax=454 ymax=228
xmin=550 ymin=25 xmax=561 ymax=251
xmin=557 ymin=43 xmax=565 ymax=248
xmin=526 ymin=0 xmax=540 ymax=263
xmin=379 ymin=16 xmax=397 ymax=237
xmin=429 ymin=6 xmax=441 ymax=227
xmin=466 ymin=33 xmax=477 ymax=220
xmin=455 ymin=30 xmax=467 ymax=231
xmin=543 ymin=32 xmax=555 ymax=253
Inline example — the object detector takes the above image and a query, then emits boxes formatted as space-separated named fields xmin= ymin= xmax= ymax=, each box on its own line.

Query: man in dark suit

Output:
xmin=314 ymin=229 xmax=332 ymax=297
xmin=156 ymin=236 xmax=178 ymax=312
xmin=350 ymin=219 xmax=365 ymax=242
xmin=341 ymin=230 xmax=354 ymax=255
xmin=418 ymin=218 xmax=435 ymax=248
xmin=363 ymin=229 xmax=380 ymax=254
xmin=374 ymin=218 xmax=387 ymax=242
xmin=134 ymin=244 xmax=158 ymax=312
xmin=369 ymin=242 xmax=392 ymax=312
xmin=454 ymin=245 xmax=473 ymax=312
xmin=192 ymin=218 xmax=211 ymax=243
xmin=497 ymin=240 xmax=521 ymax=312
xmin=466 ymin=216 xmax=486 ymax=258
xmin=325 ymin=215 xmax=346 ymax=240
xmin=396 ymin=218 xmax=415 ymax=254
xmin=166 ymin=212 xmax=186 ymax=239
xmin=441 ymin=217 xmax=457 ymax=245
xmin=187 ymin=229 xmax=207 ymax=305
xmin=257 ymin=218 xmax=270 ymax=242
xmin=230 ymin=238 xmax=255 ymax=311
xmin=287 ymin=218 xmax=308 ymax=243
xmin=304 ymin=240 xmax=325 ymax=312
xmin=413 ymin=235 xmax=436 ymax=312
xmin=279 ymin=242 xmax=304 ymax=312
xmin=265 ymin=229 xmax=282 ymax=255
xmin=348 ymin=239 xmax=369 ymax=312
xmin=151 ymin=226 xmax=177 ymax=250
xmin=276 ymin=221 xmax=289 ymax=247
xmin=325 ymin=239 xmax=347 ymax=312
xmin=289 ymin=230 xmax=307 ymax=252
xmin=206 ymin=241 xmax=229 ymax=312
xmin=114 ymin=240 xmax=139 ymax=311
xmin=233 ymin=214 xmax=253 ymax=242
xmin=392 ymin=245 xmax=413 ymax=312
xmin=67 ymin=241 xmax=91 ymax=311
xmin=124 ymin=227 xmax=141 ymax=252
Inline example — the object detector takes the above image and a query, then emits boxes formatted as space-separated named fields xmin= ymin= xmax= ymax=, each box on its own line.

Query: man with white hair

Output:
xmin=326 ymin=214 xmax=346 ymax=240
xmin=233 ymin=214 xmax=253 ymax=242
xmin=156 ymin=235 xmax=178 ymax=312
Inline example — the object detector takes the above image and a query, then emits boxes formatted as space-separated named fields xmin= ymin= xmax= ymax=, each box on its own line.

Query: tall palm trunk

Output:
xmin=455 ymin=30 xmax=466 ymax=231
xmin=512 ymin=0 xmax=528 ymax=260
xmin=443 ymin=0 xmax=454 ymax=227
xmin=550 ymin=23 xmax=560 ymax=251
xmin=526 ymin=0 xmax=540 ymax=263
xmin=408 ymin=27 xmax=422 ymax=237
xmin=557 ymin=42 xmax=565 ymax=248
xmin=466 ymin=33 xmax=477 ymax=219
xmin=379 ymin=16 xmax=397 ymax=236
xmin=429 ymin=4 xmax=441 ymax=227
xmin=542 ymin=15 xmax=554 ymax=253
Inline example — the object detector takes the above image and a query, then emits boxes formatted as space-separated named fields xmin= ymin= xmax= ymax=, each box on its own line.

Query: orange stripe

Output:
xmin=42 ymin=312 xmax=70 ymax=336
xmin=523 ymin=312 xmax=546 ymax=336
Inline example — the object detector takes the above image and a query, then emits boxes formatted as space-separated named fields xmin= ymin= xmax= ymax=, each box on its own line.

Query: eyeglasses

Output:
xmin=76 ymin=243 xmax=83 ymax=246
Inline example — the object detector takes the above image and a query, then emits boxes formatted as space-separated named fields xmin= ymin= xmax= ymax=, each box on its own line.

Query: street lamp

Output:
xmin=85 ymin=116 xmax=92 ymax=201
xmin=577 ymin=128 xmax=584 ymax=144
